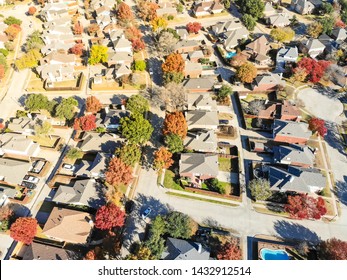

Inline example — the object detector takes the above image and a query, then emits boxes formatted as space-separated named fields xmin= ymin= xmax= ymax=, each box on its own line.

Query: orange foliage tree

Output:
xmin=163 ymin=111 xmax=187 ymax=139
xmin=154 ymin=147 xmax=174 ymax=170
xmin=28 ymin=6 xmax=37 ymax=15
xmin=73 ymin=114 xmax=96 ymax=131
xmin=217 ymin=240 xmax=242 ymax=260
xmin=86 ymin=96 xmax=102 ymax=113
xmin=162 ymin=53 xmax=185 ymax=74
xmin=117 ymin=3 xmax=134 ymax=22
xmin=5 ymin=24 xmax=21 ymax=41
xmin=105 ymin=157 xmax=134 ymax=187
xmin=73 ymin=21 xmax=83 ymax=35
xmin=10 ymin=217 xmax=38 ymax=245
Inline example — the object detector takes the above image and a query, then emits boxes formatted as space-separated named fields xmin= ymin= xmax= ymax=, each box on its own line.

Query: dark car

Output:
xmin=21 ymin=181 xmax=37 ymax=190
xmin=219 ymin=119 xmax=229 ymax=125
xmin=125 ymin=200 xmax=135 ymax=214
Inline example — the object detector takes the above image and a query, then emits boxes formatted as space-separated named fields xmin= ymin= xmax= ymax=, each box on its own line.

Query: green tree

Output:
xmin=54 ymin=97 xmax=78 ymax=120
xmin=223 ymin=0 xmax=231 ymax=9
xmin=88 ymin=45 xmax=108 ymax=65
xmin=307 ymin=22 xmax=323 ymax=38
xmin=236 ymin=0 xmax=264 ymax=19
xmin=25 ymin=94 xmax=56 ymax=113
xmin=115 ymin=143 xmax=141 ymax=167
xmin=133 ymin=60 xmax=146 ymax=71
xmin=241 ymin=14 xmax=256 ymax=31
xmin=35 ymin=121 xmax=53 ymax=138
xmin=96 ymin=127 xmax=107 ymax=133
xmin=176 ymin=3 xmax=184 ymax=13
xmin=66 ymin=147 xmax=83 ymax=160
xmin=165 ymin=211 xmax=192 ymax=239
xmin=126 ymin=94 xmax=149 ymax=115
xmin=163 ymin=72 xmax=184 ymax=84
xmin=217 ymin=85 xmax=233 ymax=102
xmin=319 ymin=3 xmax=333 ymax=15
xmin=270 ymin=27 xmax=295 ymax=43
xmin=120 ymin=113 xmax=153 ymax=145
xmin=249 ymin=178 xmax=272 ymax=201
xmin=15 ymin=49 xmax=42 ymax=70
xmin=164 ymin=133 xmax=184 ymax=153
xmin=145 ymin=215 xmax=166 ymax=258
xmin=318 ymin=16 xmax=335 ymax=35
xmin=25 ymin=30 xmax=44 ymax=52
xmin=4 ymin=16 xmax=22 ymax=26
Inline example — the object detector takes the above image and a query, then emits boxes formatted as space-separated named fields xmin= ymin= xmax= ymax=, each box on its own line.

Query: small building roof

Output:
xmin=0 ymin=158 xmax=31 ymax=185
xmin=162 ymin=237 xmax=210 ymax=260
xmin=21 ymin=242 xmax=81 ymax=260
xmin=184 ymin=129 xmax=217 ymax=153
xmin=183 ymin=77 xmax=215 ymax=90
xmin=179 ymin=153 xmax=218 ymax=177
xmin=187 ymin=92 xmax=217 ymax=111
xmin=273 ymin=120 xmax=311 ymax=140
xmin=186 ymin=110 xmax=219 ymax=129
xmin=273 ymin=144 xmax=314 ymax=166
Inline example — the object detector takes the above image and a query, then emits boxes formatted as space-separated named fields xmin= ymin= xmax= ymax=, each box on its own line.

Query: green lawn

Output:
xmin=163 ymin=169 xmax=184 ymax=190
xmin=30 ymin=135 xmax=57 ymax=147
xmin=218 ymin=157 xmax=232 ymax=172
xmin=166 ymin=192 xmax=238 ymax=207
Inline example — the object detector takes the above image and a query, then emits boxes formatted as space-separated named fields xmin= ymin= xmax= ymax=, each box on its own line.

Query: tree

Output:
xmin=73 ymin=21 xmax=83 ymax=35
xmin=87 ymin=23 xmax=100 ymax=36
xmin=15 ymin=49 xmax=42 ymax=70
xmin=137 ymin=0 xmax=158 ymax=21
xmin=222 ymin=0 xmax=231 ymax=9
xmin=28 ymin=6 xmax=37 ymax=15
xmin=157 ymin=31 xmax=179 ymax=56
xmin=154 ymin=147 xmax=174 ymax=170
xmin=10 ymin=217 xmax=37 ymax=245
xmin=126 ymin=246 xmax=154 ymax=260
xmin=126 ymin=94 xmax=149 ymax=115
xmin=151 ymin=17 xmax=168 ymax=32
xmin=229 ymin=53 xmax=247 ymax=67
xmin=124 ymin=26 xmax=142 ymax=41
xmin=163 ymin=111 xmax=187 ymax=139
xmin=165 ymin=211 xmax=192 ymax=239
xmin=133 ymin=60 xmax=146 ymax=71
xmin=85 ymin=249 xmax=97 ymax=260
xmin=162 ymin=53 xmax=185 ymax=74
xmin=236 ymin=0 xmax=265 ymax=19
xmin=335 ymin=19 xmax=346 ymax=28
xmin=217 ymin=240 xmax=242 ymax=260
xmin=247 ymin=99 xmax=265 ymax=115
xmin=4 ymin=16 xmax=22 ymax=26
xmin=290 ymin=67 xmax=308 ymax=83
xmin=249 ymin=178 xmax=272 ymax=201
xmin=270 ymin=27 xmax=295 ymax=43
xmin=73 ymin=115 xmax=97 ymax=131
xmin=25 ymin=93 xmax=54 ymax=112
xmin=25 ymin=30 xmax=44 ymax=52
xmin=105 ymin=157 xmax=134 ymax=187
xmin=55 ymin=97 xmax=78 ymax=120
xmin=0 ymin=64 xmax=5 ymax=81
xmin=285 ymin=194 xmax=327 ymax=220
xmin=308 ymin=118 xmax=327 ymax=137
xmin=117 ymin=2 xmax=134 ymax=22
xmin=0 ymin=205 xmax=14 ymax=231
xmin=318 ymin=238 xmax=347 ymax=260
xmin=319 ymin=2 xmax=334 ymax=15
xmin=115 ymin=143 xmax=141 ymax=167
xmin=132 ymin=38 xmax=145 ymax=52
xmin=88 ymin=45 xmax=108 ymax=65
xmin=186 ymin=22 xmax=202 ymax=33
xmin=307 ymin=22 xmax=324 ymax=38
xmin=163 ymin=71 xmax=184 ymax=84
xmin=35 ymin=121 xmax=53 ymax=138
xmin=217 ymin=85 xmax=232 ymax=102
xmin=95 ymin=204 xmax=126 ymax=230
xmin=241 ymin=14 xmax=256 ymax=31
xmin=5 ymin=41 xmax=14 ymax=51
xmin=66 ymin=147 xmax=83 ymax=160
xmin=236 ymin=62 xmax=257 ymax=83
xmin=5 ymin=24 xmax=21 ymax=41
xmin=69 ymin=43 xmax=84 ymax=56
xmin=86 ymin=96 xmax=102 ymax=113
xmin=318 ymin=16 xmax=335 ymax=35
xmin=297 ymin=58 xmax=331 ymax=83
xmin=164 ymin=133 xmax=184 ymax=153
xmin=159 ymin=82 xmax=186 ymax=111
xmin=120 ymin=113 xmax=153 ymax=145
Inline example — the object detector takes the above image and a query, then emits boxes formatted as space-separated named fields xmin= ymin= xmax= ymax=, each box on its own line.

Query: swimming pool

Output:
xmin=260 ymin=248 xmax=290 ymax=260
xmin=225 ymin=52 xmax=236 ymax=59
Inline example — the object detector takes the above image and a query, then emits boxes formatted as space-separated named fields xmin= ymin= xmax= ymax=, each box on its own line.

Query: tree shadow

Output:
xmin=334 ymin=177 xmax=347 ymax=206
xmin=273 ymin=220 xmax=321 ymax=245
xmin=146 ymin=57 xmax=163 ymax=86
xmin=110 ymin=94 xmax=128 ymax=105
xmin=147 ymin=111 xmax=164 ymax=148
xmin=201 ymin=217 xmax=221 ymax=228
xmin=324 ymin=121 xmax=346 ymax=155
xmin=141 ymin=144 xmax=156 ymax=171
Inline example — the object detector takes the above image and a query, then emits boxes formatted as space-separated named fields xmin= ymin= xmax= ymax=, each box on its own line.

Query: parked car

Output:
xmin=218 ymin=141 xmax=230 ymax=146
xmin=219 ymin=119 xmax=229 ymax=125
xmin=125 ymin=200 xmax=135 ymax=214
xmin=23 ymin=175 xmax=40 ymax=184
xmin=62 ymin=163 xmax=75 ymax=171
xmin=141 ymin=207 xmax=152 ymax=219
xmin=21 ymin=181 xmax=37 ymax=190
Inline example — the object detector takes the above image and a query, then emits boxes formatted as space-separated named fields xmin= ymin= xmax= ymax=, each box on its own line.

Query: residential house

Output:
xmin=112 ymin=37 xmax=132 ymax=53
xmin=211 ymin=18 xmax=243 ymax=35
xmin=273 ymin=120 xmax=311 ymax=144
xmin=263 ymin=2 xmax=277 ymax=17
xmin=184 ymin=61 xmax=203 ymax=78
xmin=0 ymin=133 xmax=40 ymax=158
xmin=43 ymin=17 xmax=71 ymax=29
xmin=188 ymin=50 xmax=205 ymax=63
xmin=243 ymin=35 xmax=271 ymax=66
xmin=192 ymin=1 xmax=224 ymax=17
xmin=331 ymin=27 xmax=347 ymax=43
xmin=95 ymin=107 xmax=129 ymax=131
xmin=157 ymin=2 xmax=178 ymax=17
xmin=37 ymin=64 xmax=75 ymax=83
xmin=223 ymin=27 xmax=249 ymax=51
xmin=0 ymin=186 xmax=17 ymax=207
xmin=184 ymin=129 xmax=217 ymax=152
xmin=107 ymin=51 xmax=133 ymax=68
xmin=20 ymin=242 xmax=81 ymax=260
xmin=0 ymin=158 xmax=31 ymax=185
xmin=187 ymin=92 xmax=217 ymax=111
xmin=269 ymin=165 xmax=325 ymax=193
xmin=40 ymin=3 xmax=69 ymax=22
xmin=267 ymin=13 xmax=290 ymax=27
xmin=183 ymin=77 xmax=215 ymax=92
xmin=78 ymin=132 xmax=120 ymax=153
xmin=276 ymin=46 xmax=298 ymax=69
xmin=74 ymin=152 xmax=110 ymax=179
xmin=300 ymin=38 xmax=326 ymax=58
xmin=115 ymin=63 xmax=132 ymax=78
xmin=41 ymin=41 xmax=75 ymax=56
xmin=280 ymin=100 xmax=301 ymax=121
xmin=186 ymin=110 xmax=219 ymax=130
xmin=175 ymin=40 xmax=200 ymax=53
xmin=252 ymin=73 xmax=284 ymax=91
xmin=7 ymin=117 xmax=35 ymax=135
xmin=273 ymin=144 xmax=315 ymax=167
xmin=42 ymin=207 xmax=94 ymax=244
xmin=291 ymin=0 xmax=321 ymax=15
xmin=161 ymin=237 xmax=210 ymax=260
xmin=176 ymin=28 xmax=189 ymax=40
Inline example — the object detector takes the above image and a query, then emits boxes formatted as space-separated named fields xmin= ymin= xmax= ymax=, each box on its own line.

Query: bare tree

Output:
xmin=161 ymin=82 xmax=187 ymax=111
xmin=247 ymin=100 xmax=265 ymax=115
xmin=156 ymin=31 xmax=179 ymax=57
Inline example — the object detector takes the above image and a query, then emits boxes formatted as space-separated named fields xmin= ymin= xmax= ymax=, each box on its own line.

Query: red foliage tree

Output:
xmin=69 ymin=43 xmax=84 ymax=56
xmin=308 ymin=118 xmax=327 ymax=137
xmin=73 ymin=115 xmax=96 ymax=131
xmin=10 ymin=217 xmax=38 ymax=244
xmin=86 ymin=96 xmax=102 ymax=114
xmin=163 ymin=111 xmax=187 ymax=139
xmin=318 ymin=238 xmax=347 ymax=260
xmin=131 ymin=38 xmax=145 ymax=52
xmin=105 ymin=157 xmax=133 ymax=187
xmin=285 ymin=194 xmax=327 ymax=220
xmin=186 ymin=22 xmax=202 ymax=33
xmin=335 ymin=20 xmax=346 ymax=28
xmin=117 ymin=3 xmax=134 ymax=21
xmin=0 ymin=64 xmax=5 ymax=81
xmin=95 ymin=204 xmax=126 ymax=230
xmin=296 ymin=58 xmax=330 ymax=83
xmin=0 ymin=122 xmax=5 ymax=130
xmin=217 ymin=240 xmax=242 ymax=260
xmin=162 ymin=53 xmax=185 ymax=74
xmin=124 ymin=26 xmax=142 ymax=41
xmin=73 ymin=21 xmax=83 ymax=35
xmin=28 ymin=6 xmax=37 ymax=15
xmin=154 ymin=147 xmax=174 ymax=170
xmin=0 ymin=205 xmax=13 ymax=221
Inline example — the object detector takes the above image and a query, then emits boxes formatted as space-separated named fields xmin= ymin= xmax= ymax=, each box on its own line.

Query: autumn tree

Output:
xmin=73 ymin=115 xmax=97 ymax=131
xmin=15 ymin=49 xmax=42 ymax=70
xmin=66 ymin=147 xmax=83 ymax=160
xmin=88 ymin=45 xmax=108 ymax=65
xmin=69 ymin=43 xmax=84 ymax=56
xmin=25 ymin=30 xmax=44 ymax=52
xmin=307 ymin=22 xmax=324 ymax=38
xmin=10 ymin=217 xmax=38 ymax=245
xmin=157 ymin=31 xmax=179 ymax=56
xmin=87 ymin=23 xmax=100 ymax=36
xmin=154 ymin=146 xmax=174 ymax=170
xmin=318 ymin=16 xmax=335 ymax=35
xmin=151 ymin=17 xmax=168 ymax=32
xmin=217 ymin=240 xmax=242 ymax=260
xmin=117 ymin=2 xmax=134 ymax=23
xmin=163 ymin=111 xmax=188 ymax=139
xmin=120 ymin=113 xmax=153 ymax=145
xmin=126 ymin=94 xmax=149 ymax=115
xmin=308 ymin=118 xmax=327 ymax=137
xmin=124 ymin=26 xmax=142 ymax=41
xmin=165 ymin=211 xmax=192 ymax=239
xmin=115 ymin=143 xmax=141 ymax=167
xmin=236 ymin=62 xmax=257 ymax=83
xmin=137 ymin=0 xmax=158 ymax=21
xmin=318 ymin=238 xmax=347 ymax=260
xmin=229 ymin=53 xmax=247 ymax=67
xmin=160 ymin=82 xmax=186 ymax=111
xmin=297 ymin=58 xmax=330 ymax=83
xmin=5 ymin=24 xmax=21 ymax=41
xmin=86 ymin=96 xmax=102 ymax=113
xmin=73 ymin=21 xmax=83 ymax=35
xmin=54 ymin=97 xmax=78 ymax=120
xmin=249 ymin=178 xmax=272 ymax=201
xmin=84 ymin=249 xmax=97 ymax=260
xmin=131 ymin=38 xmax=145 ymax=52
xmin=285 ymin=194 xmax=327 ymax=220
xmin=35 ymin=121 xmax=53 ymax=138
xmin=270 ymin=27 xmax=295 ymax=43
xmin=133 ymin=60 xmax=146 ymax=71
xmin=290 ymin=67 xmax=308 ymax=84
xmin=0 ymin=205 xmax=14 ymax=231
xmin=106 ymin=157 xmax=134 ymax=187
xmin=162 ymin=53 xmax=185 ymax=83
xmin=95 ymin=204 xmax=126 ymax=231
xmin=0 ymin=64 xmax=5 ymax=81
xmin=126 ymin=245 xmax=154 ymax=260
xmin=235 ymin=0 xmax=264 ymax=19
xmin=186 ymin=22 xmax=202 ymax=33
xmin=164 ymin=133 xmax=184 ymax=153
xmin=28 ymin=6 xmax=37 ymax=15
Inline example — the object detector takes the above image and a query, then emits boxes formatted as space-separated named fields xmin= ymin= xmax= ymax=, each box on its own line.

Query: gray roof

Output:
xmin=183 ymin=77 xmax=215 ymax=90
xmin=184 ymin=130 xmax=217 ymax=152
xmin=273 ymin=120 xmax=311 ymax=140
xmin=175 ymin=40 xmax=200 ymax=50
xmin=0 ymin=158 xmax=31 ymax=185
xmin=179 ymin=153 xmax=218 ymax=177
xmin=79 ymin=132 xmax=119 ymax=153
xmin=0 ymin=186 xmax=18 ymax=200
xmin=185 ymin=61 xmax=203 ymax=72
xmin=273 ymin=144 xmax=314 ymax=166
xmin=331 ymin=28 xmax=347 ymax=42
xmin=8 ymin=117 xmax=35 ymax=133
xmin=188 ymin=50 xmax=204 ymax=60
xmin=224 ymin=27 xmax=249 ymax=49
xmin=74 ymin=152 xmax=110 ymax=179
xmin=268 ymin=14 xmax=290 ymax=26
xmin=21 ymin=242 xmax=81 ymax=260
xmin=161 ymin=237 xmax=210 ymax=260
xmin=112 ymin=37 xmax=132 ymax=50
xmin=0 ymin=133 xmax=39 ymax=157
xmin=186 ymin=110 xmax=219 ymax=129
xmin=187 ymin=93 xmax=217 ymax=111
xmin=276 ymin=47 xmax=298 ymax=63
xmin=269 ymin=166 xmax=325 ymax=193
xmin=53 ymin=179 xmax=105 ymax=209
xmin=254 ymin=73 xmax=283 ymax=86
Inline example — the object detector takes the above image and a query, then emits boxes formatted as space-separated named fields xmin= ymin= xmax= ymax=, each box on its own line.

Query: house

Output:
xmin=276 ymin=47 xmax=298 ymax=68
xmin=115 ymin=63 xmax=132 ymax=78
xmin=41 ymin=41 xmax=75 ymax=56
xmin=331 ymin=28 xmax=347 ymax=43
xmin=0 ymin=186 xmax=17 ymax=207
xmin=107 ymin=51 xmax=133 ymax=67
xmin=211 ymin=18 xmax=243 ymax=35
xmin=157 ymin=2 xmax=178 ymax=17
xmin=188 ymin=50 xmax=205 ymax=63
xmin=74 ymin=152 xmax=110 ymax=179
xmin=243 ymin=35 xmax=271 ymax=65
xmin=192 ymin=1 xmax=219 ymax=17
xmin=0 ymin=133 xmax=40 ymax=158
xmin=53 ymin=179 xmax=105 ymax=209
xmin=112 ymin=37 xmax=132 ymax=53
xmin=19 ymin=242 xmax=81 ymax=260
xmin=263 ymin=2 xmax=277 ymax=17
xmin=291 ymin=0 xmax=320 ymax=15
xmin=300 ymin=38 xmax=326 ymax=58
xmin=187 ymin=92 xmax=217 ymax=111
xmin=210 ymin=1 xmax=224 ymax=14
xmin=184 ymin=129 xmax=217 ymax=152
xmin=186 ymin=110 xmax=219 ymax=130
xmin=184 ymin=61 xmax=203 ymax=78
xmin=40 ymin=3 xmax=69 ymax=22
xmin=183 ymin=77 xmax=215 ymax=92
xmin=223 ymin=27 xmax=249 ymax=51
xmin=95 ymin=107 xmax=129 ymax=131
xmin=280 ymin=100 xmax=301 ymax=121
xmin=252 ymin=73 xmax=284 ymax=91
xmin=7 ymin=117 xmax=35 ymax=135
xmin=269 ymin=166 xmax=325 ymax=193
xmin=42 ymin=207 xmax=94 ymax=244
xmin=175 ymin=40 xmax=200 ymax=53
xmin=273 ymin=144 xmax=315 ymax=167
xmin=78 ymin=132 xmax=120 ymax=153
xmin=0 ymin=158 xmax=31 ymax=185
xmin=176 ymin=28 xmax=189 ymax=40
xmin=267 ymin=13 xmax=290 ymax=27
xmin=37 ymin=64 xmax=75 ymax=82
xmin=273 ymin=120 xmax=311 ymax=144
xmin=161 ymin=237 xmax=210 ymax=260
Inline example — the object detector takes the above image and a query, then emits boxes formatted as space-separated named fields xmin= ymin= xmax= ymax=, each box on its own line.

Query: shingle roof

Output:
xmin=184 ymin=130 xmax=217 ymax=152
xmin=21 ymin=242 xmax=81 ymax=260
xmin=0 ymin=158 xmax=31 ymax=185
xmin=273 ymin=144 xmax=314 ymax=166
xmin=273 ymin=120 xmax=311 ymax=140
xmin=179 ymin=153 xmax=218 ymax=177
xmin=183 ymin=77 xmax=215 ymax=90
xmin=187 ymin=93 xmax=217 ymax=111
xmin=186 ymin=110 xmax=219 ymax=129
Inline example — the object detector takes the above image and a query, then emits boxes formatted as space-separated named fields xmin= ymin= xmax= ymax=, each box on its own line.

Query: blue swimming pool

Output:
xmin=225 ymin=52 xmax=236 ymax=59
xmin=260 ymin=248 xmax=290 ymax=260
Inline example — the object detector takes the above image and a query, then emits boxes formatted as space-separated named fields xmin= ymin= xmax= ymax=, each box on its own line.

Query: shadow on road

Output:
xmin=334 ymin=177 xmax=347 ymax=206
xmin=325 ymin=121 xmax=346 ymax=156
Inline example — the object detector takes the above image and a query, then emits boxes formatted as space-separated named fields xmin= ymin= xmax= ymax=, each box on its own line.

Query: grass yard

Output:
xmin=30 ymin=135 xmax=57 ymax=147
xmin=218 ymin=157 xmax=232 ymax=172
xmin=243 ymin=93 xmax=268 ymax=103
xmin=163 ymin=169 xmax=184 ymax=190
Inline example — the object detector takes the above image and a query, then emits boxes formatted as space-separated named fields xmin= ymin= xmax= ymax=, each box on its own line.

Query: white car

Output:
xmin=23 ymin=175 xmax=40 ymax=184
xmin=62 ymin=163 xmax=75 ymax=171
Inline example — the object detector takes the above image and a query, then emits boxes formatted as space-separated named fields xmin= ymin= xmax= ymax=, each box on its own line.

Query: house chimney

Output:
xmin=121 ymin=104 xmax=125 ymax=110
xmin=104 ymin=107 xmax=109 ymax=114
